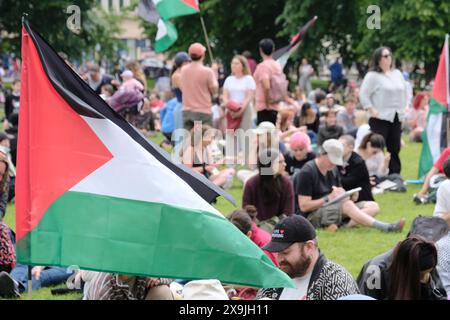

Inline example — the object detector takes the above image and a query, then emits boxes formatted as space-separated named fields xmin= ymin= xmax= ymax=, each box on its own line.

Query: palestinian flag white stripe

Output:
xmin=72 ymin=117 xmax=222 ymax=216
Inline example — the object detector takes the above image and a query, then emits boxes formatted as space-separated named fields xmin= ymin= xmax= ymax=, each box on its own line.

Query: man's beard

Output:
xmin=280 ymin=253 xmax=312 ymax=278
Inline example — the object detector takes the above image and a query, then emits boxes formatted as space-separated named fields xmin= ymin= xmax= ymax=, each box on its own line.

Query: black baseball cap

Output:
xmin=263 ymin=215 xmax=317 ymax=253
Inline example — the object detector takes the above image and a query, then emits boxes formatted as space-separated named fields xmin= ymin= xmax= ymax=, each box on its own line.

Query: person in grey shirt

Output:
xmin=359 ymin=47 xmax=408 ymax=174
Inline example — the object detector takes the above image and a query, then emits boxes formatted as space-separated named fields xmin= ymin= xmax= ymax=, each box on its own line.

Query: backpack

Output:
xmin=269 ymin=72 xmax=288 ymax=103
xmin=109 ymin=89 xmax=145 ymax=114
xmin=408 ymin=215 xmax=450 ymax=243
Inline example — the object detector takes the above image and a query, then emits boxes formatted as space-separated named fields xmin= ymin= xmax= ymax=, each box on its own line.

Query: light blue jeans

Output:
xmin=10 ymin=264 xmax=72 ymax=293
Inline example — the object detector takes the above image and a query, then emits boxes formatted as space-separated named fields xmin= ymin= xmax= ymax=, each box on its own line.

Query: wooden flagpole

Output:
xmin=199 ymin=13 xmax=214 ymax=64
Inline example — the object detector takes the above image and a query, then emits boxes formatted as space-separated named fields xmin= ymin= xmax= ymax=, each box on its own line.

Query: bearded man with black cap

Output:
xmin=256 ymin=215 xmax=359 ymax=300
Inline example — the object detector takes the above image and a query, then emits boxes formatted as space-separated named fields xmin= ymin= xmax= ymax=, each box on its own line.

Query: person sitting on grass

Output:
xmin=84 ymin=273 xmax=174 ymax=300
xmin=0 ymin=265 xmax=74 ymax=298
xmin=256 ymin=215 xmax=359 ymax=300
xmin=228 ymin=205 xmax=278 ymax=300
xmin=338 ymin=135 xmax=380 ymax=227
xmin=229 ymin=205 xmax=278 ymax=266
xmin=294 ymin=139 xmax=405 ymax=232
xmin=317 ymin=107 xmax=344 ymax=147
xmin=357 ymin=216 xmax=449 ymax=300
xmin=436 ymin=231 xmax=450 ymax=298
xmin=284 ymin=131 xmax=316 ymax=176
xmin=242 ymin=148 xmax=294 ymax=231
xmin=433 ymin=158 xmax=450 ymax=225
xmin=180 ymin=125 xmax=235 ymax=188
xmin=414 ymin=147 xmax=450 ymax=204
xmin=387 ymin=236 xmax=446 ymax=300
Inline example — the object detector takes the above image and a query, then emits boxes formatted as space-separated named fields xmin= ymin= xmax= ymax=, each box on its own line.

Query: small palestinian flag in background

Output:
xmin=273 ymin=16 xmax=318 ymax=70
xmin=138 ymin=0 xmax=200 ymax=52
xmin=16 ymin=20 xmax=294 ymax=289
xmin=418 ymin=34 xmax=450 ymax=178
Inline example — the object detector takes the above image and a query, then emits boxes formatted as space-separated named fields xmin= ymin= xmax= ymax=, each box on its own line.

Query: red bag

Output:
xmin=225 ymin=100 xmax=242 ymax=130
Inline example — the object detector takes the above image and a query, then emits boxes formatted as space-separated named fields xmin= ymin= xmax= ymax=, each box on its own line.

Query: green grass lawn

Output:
xmin=2 ymin=135 xmax=434 ymax=300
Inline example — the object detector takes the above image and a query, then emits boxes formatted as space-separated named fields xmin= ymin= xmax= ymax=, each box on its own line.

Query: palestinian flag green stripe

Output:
xmin=155 ymin=19 xmax=178 ymax=53
xmin=156 ymin=0 xmax=199 ymax=20
xmin=17 ymin=191 xmax=292 ymax=288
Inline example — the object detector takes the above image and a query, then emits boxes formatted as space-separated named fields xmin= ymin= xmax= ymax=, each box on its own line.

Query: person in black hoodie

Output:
xmin=357 ymin=217 xmax=449 ymax=300
xmin=339 ymin=134 xmax=374 ymax=200
xmin=387 ymin=236 xmax=445 ymax=300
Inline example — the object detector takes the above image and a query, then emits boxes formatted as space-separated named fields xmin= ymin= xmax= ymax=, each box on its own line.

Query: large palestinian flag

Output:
xmin=16 ymin=20 xmax=293 ymax=289
xmin=418 ymin=35 xmax=450 ymax=178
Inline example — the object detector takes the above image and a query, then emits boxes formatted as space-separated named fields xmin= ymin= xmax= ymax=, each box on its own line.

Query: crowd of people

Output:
xmin=1 ymin=36 xmax=450 ymax=300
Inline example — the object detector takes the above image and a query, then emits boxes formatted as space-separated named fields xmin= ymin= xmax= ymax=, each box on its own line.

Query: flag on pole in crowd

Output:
xmin=273 ymin=16 xmax=318 ymax=69
xmin=418 ymin=34 xmax=450 ymax=178
xmin=16 ymin=20 xmax=294 ymax=289
xmin=138 ymin=0 xmax=200 ymax=52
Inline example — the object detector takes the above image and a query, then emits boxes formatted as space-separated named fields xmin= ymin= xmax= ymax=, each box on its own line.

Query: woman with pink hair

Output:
xmin=284 ymin=131 xmax=316 ymax=176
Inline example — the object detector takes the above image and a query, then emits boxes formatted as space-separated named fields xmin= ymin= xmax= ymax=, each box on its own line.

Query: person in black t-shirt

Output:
xmin=338 ymin=135 xmax=380 ymax=227
xmin=294 ymin=139 xmax=405 ymax=232
xmin=284 ymin=131 xmax=316 ymax=176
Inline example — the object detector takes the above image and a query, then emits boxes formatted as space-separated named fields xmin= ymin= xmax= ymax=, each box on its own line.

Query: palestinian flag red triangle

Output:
xmin=16 ymin=20 xmax=293 ymax=289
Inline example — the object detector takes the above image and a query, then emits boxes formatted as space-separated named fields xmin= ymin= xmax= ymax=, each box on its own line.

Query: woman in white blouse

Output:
xmin=222 ymin=55 xmax=256 ymax=154
xmin=359 ymin=47 xmax=408 ymax=175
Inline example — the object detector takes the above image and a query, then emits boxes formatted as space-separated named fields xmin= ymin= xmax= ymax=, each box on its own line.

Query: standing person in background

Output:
xmin=171 ymin=52 xmax=191 ymax=133
xmin=180 ymin=43 xmax=219 ymax=130
xmin=298 ymin=58 xmax=314 ymax=95
xmin=329 ymin=58 xmax=343 ymax=92
xmin=222 ymin=55 xmax=256 ymax=153
xmin=254 ymin=38 xmax=283 ymax=125
xmin=242 ymin=51 xmax=257 ymax=75
xmin=360 ymin=47 xmax=408 ymax=175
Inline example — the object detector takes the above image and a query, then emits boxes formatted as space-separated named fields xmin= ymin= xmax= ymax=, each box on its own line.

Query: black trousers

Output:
xmin=369 ymin=113 xmax=402 ymax=174
xmin=256 ymin=110 xmax=278 ymax=125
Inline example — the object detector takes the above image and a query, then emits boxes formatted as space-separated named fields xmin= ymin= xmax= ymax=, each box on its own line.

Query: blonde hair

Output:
xmin=354 ymin=110 xmax=369 ymax=127
xmin=125 ymin=61 xmax=147 ymax=90
xmin=232 ymin=55 xmax=251 ymax=76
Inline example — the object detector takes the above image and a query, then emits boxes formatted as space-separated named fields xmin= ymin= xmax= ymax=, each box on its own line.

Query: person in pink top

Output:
xmin=180 ymin=42 xmax=219 ymax=130
xmin=228 ymin=205 xmax=278 ymax=266
xmin=120 ymin=69 xmax=144 ymax=92
xmin=228 ymin=205 xmax=278 ymax=300
xmin=253 ymin=38 xmax=283 ymax=125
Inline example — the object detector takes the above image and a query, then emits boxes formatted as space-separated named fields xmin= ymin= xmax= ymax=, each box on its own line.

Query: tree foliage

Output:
xmin=0 ymin=0 xmax=123 ymax=61
xmin=142 ymin=0 xmax=287 ymax=64
xmin=355 ymin=0 xmax=450 ymax=78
